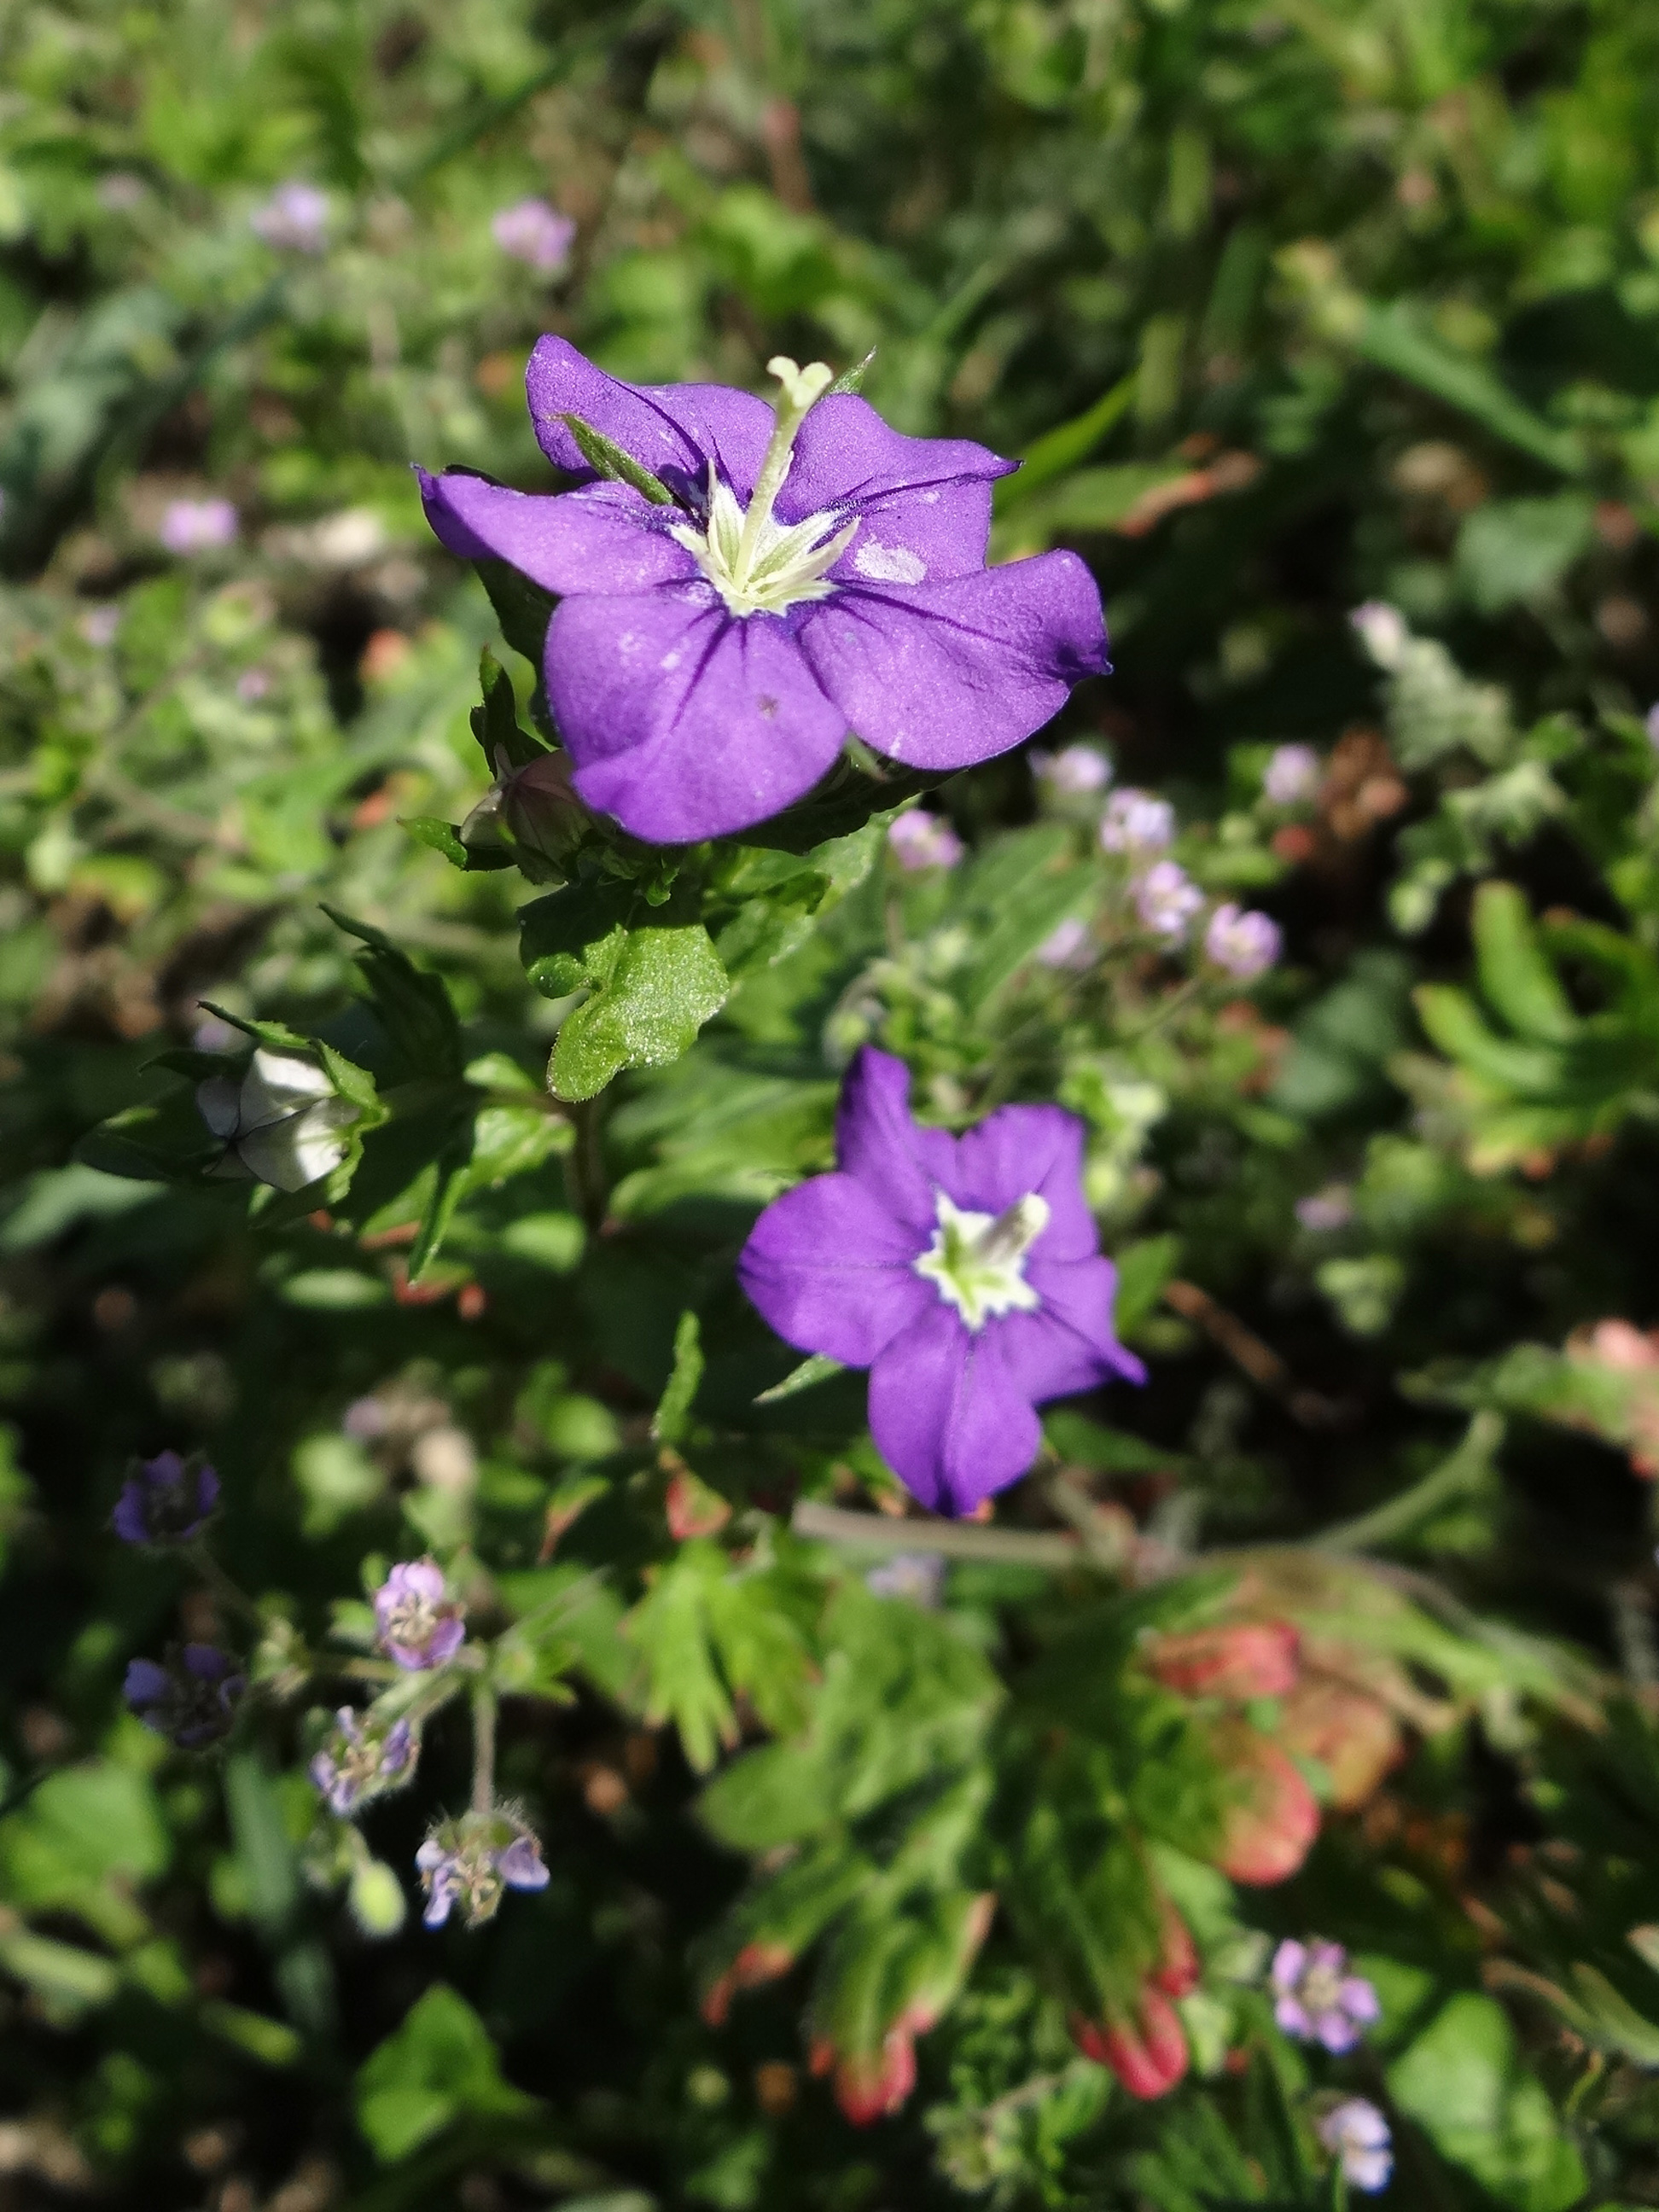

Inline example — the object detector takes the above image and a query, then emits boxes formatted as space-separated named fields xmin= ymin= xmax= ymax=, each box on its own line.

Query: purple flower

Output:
xmin=887 ymin=810 xmax=964 ymax=871
xmin=1033 ymin=743 xmax=1111 ymax=795
xmin=1133 ymin=861 xmax=1202 ymax=943
xmin=1295 ymin=1185 xmax=1354 ymax=1232
xmin=113 ymin=1451 xmax=218 ymax=1546
xmin=1035 ymin=916 xmax=1093 ymax=971
xmin=737 ymin=1047 xmax=1144 ymax=1516
xmin=159 ymin=498 xmax=238 ymax=556
xmin=1205 ymin=903 xmax=1282 ymax=980
xmin=373 ymin=1559 xmax=465 ymax=1672
xmin=1318 ymin=2098 xmax=1392 ymax=2193
xmin=492 ymin=197 xmax=575 ymax=272
xmin=124 ymin=1644 xmax=244 ymax=1748
xmin=1271 ymin=1940 xmax=1381 ymax=2053
xmin=416 ymin=1812 xmax=550 ymax=1930
xmin=250 ymin=182 xmax=329 ymax=253
xmin=310 ymin=1708 xmax=416 ymax=1817
xmin=419 ymin=343 xmax=1109 ymax=843
xmin=1099 ymin=789 xmax=1173 ymax=854
xmin=864 ymin=1551 xmax=946 ymax=1606
xmin=1263 ymin=743 xmax=1321 ymax=806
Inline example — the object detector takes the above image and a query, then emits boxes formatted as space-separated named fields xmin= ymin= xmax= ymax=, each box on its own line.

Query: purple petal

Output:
xmin=422 ymin=1887 xmax=455 ymax=1929
xmin=1270 ymin=1939 xmax=1307 ymax=1992
xmin=112 ymin=1482 xmax=148 ymax=1545
xmin=123 ymin=1658 xmax=171 ymax=1708
xmin=382 ymin=1559 xmax=445 ymax=1607
xmin=783 ymin=395 xmax=1012 ymax=585
xmin=425 ymin=1616 xmax=466 ymax=1667
xmin=416 ymin=470 xmax=696 ymax=597
xmin=1316 ymin=2011 xmax=1362 ymax=2054
xmin=1340 ymin=1976 xmax=1381 ymax=2023
xmin=1274 ymin=1995 xmax=1313 ymax=2038
xmin=526 ymin=336 xmax=773 ymax=501
xmin=833 ymin=1046 xmax=952 ymax=1232
xmin=867 ymin=1306 xmax=1042 ymax=1516
xmin=737 ymin=1173 xmax=935 ymax=1368
xmin=182 ymin=1643 xmax=235 ymax=1681
xmin=794 ymin=552 xmax=1109 ymax=772
xmin=143 ymin=1450 xmax=186 ymax=1485
xmin=498 ymin=1835 xmax=550 ymax=1890
xmin=194 ymin=1463 xmax=220 ymax=1516
xmin=995 ymin=1260 xmax=1145 ymax=1403
xmin=544 ymin=592 xmax=846 ymax=841
xmin=946 ymin=1104 xmax=1097 ymax=1260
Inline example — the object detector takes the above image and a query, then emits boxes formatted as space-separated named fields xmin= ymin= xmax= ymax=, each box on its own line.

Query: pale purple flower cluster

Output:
xmin=420 ymin=340 xmax=1108 ymax=841
xmin=160 ymin=498 xmax=238 ymax=555
xmin=113 ymin=1451 xmax=218 ymax=1546
xmin=125 ymin=1645 xmax=244 ymax=1748
xmin=1263 ymin=742 xmax=1321 ymax=806
xmin=1099 ymin=789 xmax=1173 ymax=854
xmin=373 ymin=1559 xmax=465 ymax=1672
xmin=1204 ymin=902 xmax=1281 ymax=979
xmin=416 ymin=1813 xmax=550 ymax=1929
xmin=1032 ymin=742 xmax=1111 ymax=795
xmin=492 ymin=197 xmax=575 ymax=272
xmin=311 ymin=1708 xmax=416 ymax=1817
xmin=739 ymin=1047 xmax=1143 ymax=1516
xmin=1318 ymin=2099 xmax=1393 ymax=2193
xmin=250 ymin=182 xmax=329 ymax=253
xmin=1271 ymin=1939 xmax=1380 ymax=2052
xmin=1035 ymin=916 xmax=1092 ymax=971
xmin=888 ymin=810 xmax=964 ymax=871
xmin=1134 ymin=860 xmax=1202 ymax=942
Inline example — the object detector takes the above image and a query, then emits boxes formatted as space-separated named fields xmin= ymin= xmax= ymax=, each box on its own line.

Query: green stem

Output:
xmin=471 ymin=1681 xmax=498 ymax=1816
xmin=185 ymin=1540 xmax=265 ymax=1633
xmin=1318 ymin=1411 xmax=1502 ymax=1554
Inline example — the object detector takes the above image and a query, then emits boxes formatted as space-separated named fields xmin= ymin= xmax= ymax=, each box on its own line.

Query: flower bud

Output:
xmin=348 ymin=1855 xmax=409 ymax=1939
xmin=1071 ymin=1986 xmax=1189 ymax=2099
xmin=831 ymin=2029 xmax=917 ymax=2126
xmin=1145 ymin=1621 xmax=1300 ymax=1702
xmin=112 ymin=1450 xmax=218 ymax=1546
xmin=1210 ymin=1726 xmax=1320 ymax=1885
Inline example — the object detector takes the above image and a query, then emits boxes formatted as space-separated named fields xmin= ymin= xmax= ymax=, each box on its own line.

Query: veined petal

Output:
xmin=833 ymin=1046 xmax=952 ymax=1232
xmin=527 ymin=336 xmax=774 ymax=503
xmin=946 ymin=1104 xmax=1097 ymax=1260
xmin=796 ymin=552 xmax=1109 ymax=770
xmin=868 ymin=1306 xmax=1043 ymax=1516
xmin=418 ymin=469 xmax=695 ymax=596
xmin=783 ymin=394 xmax=1015 ymax=584
xmin=736 ymin=1173 xmax=935 ymax=1368
xmin=544 ymin=591 xmax=846 ymax=842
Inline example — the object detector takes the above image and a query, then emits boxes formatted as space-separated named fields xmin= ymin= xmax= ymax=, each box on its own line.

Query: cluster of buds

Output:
xmin=416 ymin=1809 xmax=550 ymax=1930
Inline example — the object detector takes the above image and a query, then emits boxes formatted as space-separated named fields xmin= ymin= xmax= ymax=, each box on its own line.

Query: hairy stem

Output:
xmin=471 ymin=1681 xmax=498 ymax=1816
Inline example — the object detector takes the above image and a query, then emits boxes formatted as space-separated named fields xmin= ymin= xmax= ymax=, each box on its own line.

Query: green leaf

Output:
xmin=356 ymin=1985 xmax=540 ymax=2164
xmin=652 ymin=1310 xmax=705 ymax=1445
xmin=557 ymin=412 xmax=675 ymax=504
xmin=519 ymin=877 xmax=636 ymax=999
xmin=1470 ymin=882 xmax=1577 ymax=1043
xmin=469 ymin=646 xmax=546 ymax=773
xmin=754 ymin=1352 xmax=846 ymax=1404
xmin=1387 ymin=1993 xmax=1586 ymax=2212
xmin=403 ymin=813 xmax=506 ymax=871
xmin=550 ymin=920 xmax=729 ymax=1102
xmin=322 ymin=905 xmax=464 ymax=1081
xmin=994 ymin=371 xmax=1138 ymax=508
xmin=1359 ymin=302 xmax=1584 ymax=477
xmin=474 ymin=556 xmax=559 ymax=667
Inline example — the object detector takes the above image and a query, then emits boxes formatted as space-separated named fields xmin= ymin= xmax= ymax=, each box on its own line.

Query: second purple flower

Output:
xmin=419 ymin=342 xmax=1109 ymax=843
xmin=738 ymin=1047 xmax=1144 ymax=1516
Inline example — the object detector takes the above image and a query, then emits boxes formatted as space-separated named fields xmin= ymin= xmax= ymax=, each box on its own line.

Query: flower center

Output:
xmin=914 ymin=1190 xmax=1051 ymax=1330
xmin=1299 ymin=1961 xmax=1344 ymax=2014
xmin=668 ymin=356 xmax=859 ymax=618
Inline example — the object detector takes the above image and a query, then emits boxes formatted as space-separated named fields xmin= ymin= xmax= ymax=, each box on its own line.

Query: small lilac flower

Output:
xmin=419 ymin=343 xmax=1109 ymax=843
xmin=1099 ymin=789 xmax=1173 ymax=854
xmin=1035 ymin=916 xmax=1093 ymax=971
xmin=887 ymin=810 xmax=964 ymax=871
xmin=250 ymin=182 xmax=329 ymax=253
xmin=1133 ymin=861 xmax=1202 ymax=943
xmin=1295 ymin=1185 xmax=1354 ymax=1232
xmin=1205 ymin=903 xmax=1282 ymax=980
xmin=342 ymin=1394 xmax=389 ymax=1441
xmin=492 ymin=197 xmax=576 ymax=272
xmin=1263 ymin=742 xmax=1321 ymax=806
xmin=1271 ymin=1941 xmax=1381 ymax=2053
xmin=236 ymin=668 xmax=270 ymax=702
xmin=124 ymin=1644 xmax=245 ymax=1748
xmin=737 ymin=1047 xmax=1144 ymax=1516
xmin=1032 ymin=742 xmax=1111 ymax=795
xmin=159 ymin=498 xmax=238 ymax=556
xmin=373 ymin=1559 xmax=465 ymax=1672
xmin=416 ymin=1811 xmax=550 ymax=1930
xmin=1318 ymin=2098 xmax=1393 ymax=2193
xmin=113 ymin=1450 xmax=218 ymax=1546
xmin=311 ymin=1708 xmax=416 ymax=1817
xmin=865 ymin=1551 xmax=946 ymax=1606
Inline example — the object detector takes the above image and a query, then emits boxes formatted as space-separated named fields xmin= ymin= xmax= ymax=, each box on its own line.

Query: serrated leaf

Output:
xmin=322 ymin=905 xmax=464 ymax=1081
xmin=549 ymin=921 xmax=729 ymax=1102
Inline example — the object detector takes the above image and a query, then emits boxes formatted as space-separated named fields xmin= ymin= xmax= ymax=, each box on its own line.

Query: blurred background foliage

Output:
xmin=7 ymin=0 xmax=1659 ymax=2207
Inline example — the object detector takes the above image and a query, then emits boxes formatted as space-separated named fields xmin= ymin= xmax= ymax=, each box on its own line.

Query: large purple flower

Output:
xmin=418 ymin=342 xmax=1109 ymax=843
xmin=737 ymin=1047 xmax=1144 ymax=1516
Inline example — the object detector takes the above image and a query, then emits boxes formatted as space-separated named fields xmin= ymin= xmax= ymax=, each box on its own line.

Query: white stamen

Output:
xmin=914 ymin=1190 xmax=1051 ymax=1330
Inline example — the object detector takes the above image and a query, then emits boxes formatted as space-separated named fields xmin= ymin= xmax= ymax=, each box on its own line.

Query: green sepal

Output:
xmin=557 ymin=412 xmax=676 ymax=505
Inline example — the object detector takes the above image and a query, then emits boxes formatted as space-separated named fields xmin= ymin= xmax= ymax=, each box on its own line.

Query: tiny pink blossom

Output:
xmin=159 ymin=498 xmax=238 ymax=556
xmin=1032 ymin=742 xmax=1111 ymax=795
xmin=1263 ymin=743 xmax=1320 ymax=806
xmin=1205 ymin=903 xmax=1281 ymax=979
xmin=1100 ymin=789 xmax=1173 ymax=854
xmin=1134 ymin=860 xmax=1202 ymax=943
xmin=491 ymin=197 xmax=576 ymax=273
xmin=887 ymin=810 xmax=964 ymax=871
xmin=1296 ymin=1186 xmax=1354 ymax=1231
xmin=250 ymin=182 xmax=329 ymax=253
xmin=1036 ymin=916 xmax=1093 ymax=970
